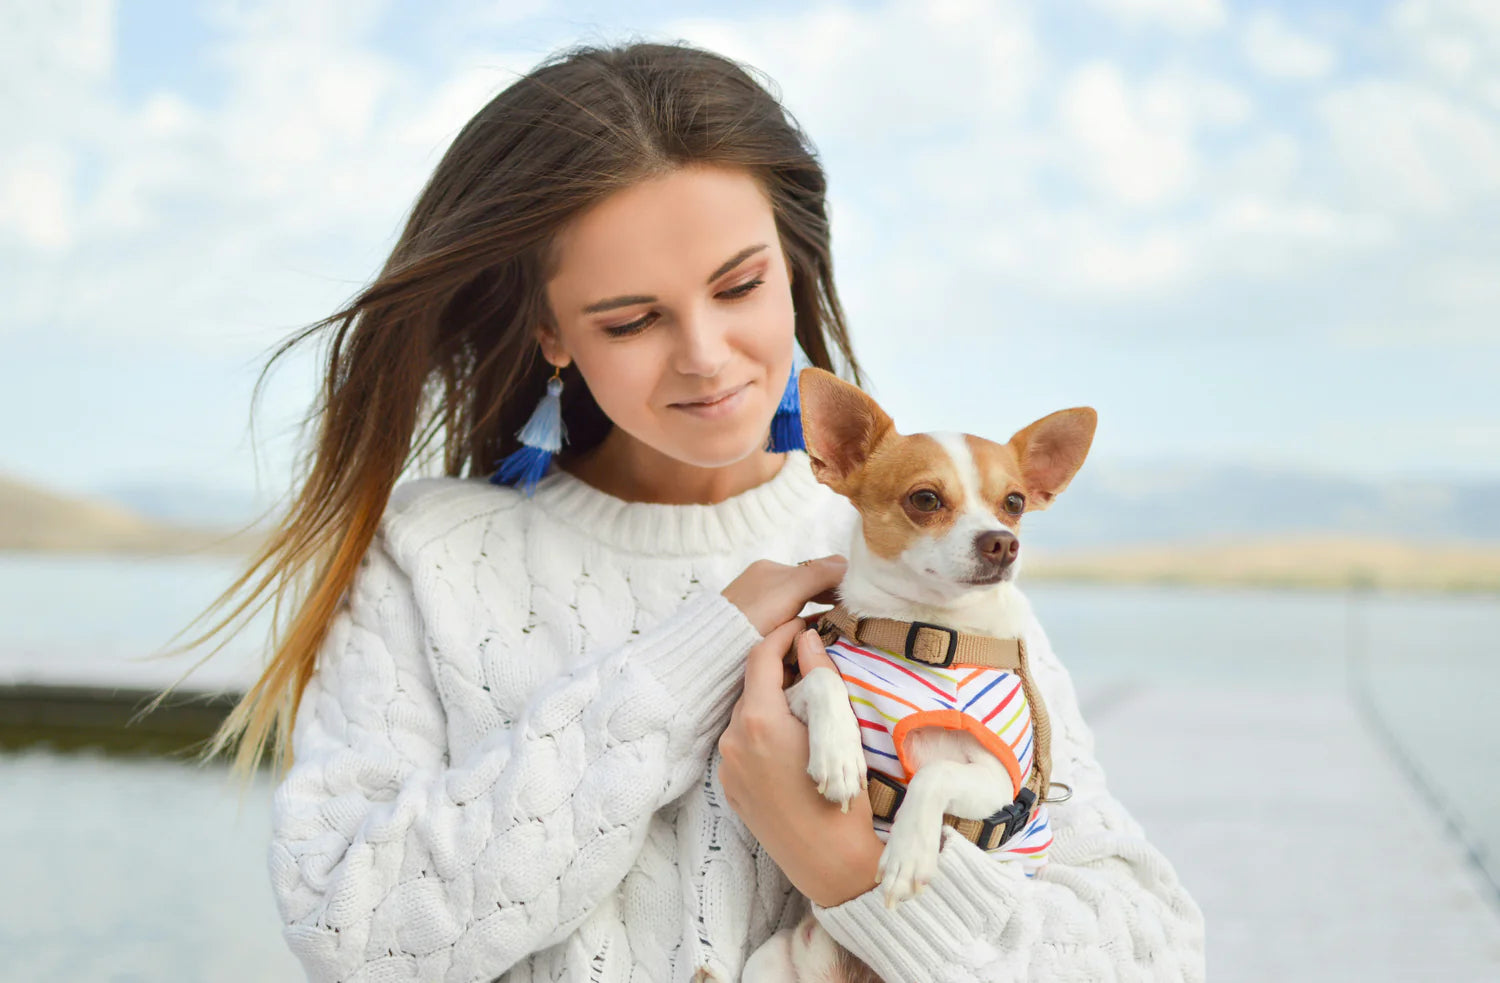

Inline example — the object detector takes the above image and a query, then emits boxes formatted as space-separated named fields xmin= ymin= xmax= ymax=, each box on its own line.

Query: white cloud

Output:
xmin=0 ymin=145 xmax=75 ymax=251
xmin=666 ymin=0 xmax=1042 ymax=150
xmin=1319 ymin=80 xmax=1500 ymax=214
xmin=0 ymin=1 xmax=113 ymax=254
xmin=1056 ymin=63 xmax=1249 ymax=208
xmin=3 ymin=0 xmax=1500 ymax=490
xmin=0 ymin=0 xmax=544 ymax=353
xmin=1201 ymin=197 xmax=1393 ymax=277
xmin=1219 ymin=131 xmax=1301 ymax=194
xmin=1071 ymin=224 xmax=1191 ymax=290
xmin=1336 ymin=256 xmax=1500 ymax=346
xmin=1060 ymin=63 xmax=1195 ymax=207
xmin=1081 ymin=0 xmax=1226 ymax=34
xmin=1393 ymin=0 xmax=1500 ymax=83
xmin=1242 ymin=10 xmax=1337 ymax=79
xmin=7 ymin=0 xmax=1495 ymax=340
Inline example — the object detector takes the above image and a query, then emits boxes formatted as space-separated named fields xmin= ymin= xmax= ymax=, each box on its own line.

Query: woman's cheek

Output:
xmin=589 ymin=349 xmax=662 ymax=427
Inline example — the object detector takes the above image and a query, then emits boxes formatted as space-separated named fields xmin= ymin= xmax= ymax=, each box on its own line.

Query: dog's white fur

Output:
xmin=822 ymin=431 xmax=1035 ymax=904
xmin=742 ymin=433 xmax=1043 ymax=983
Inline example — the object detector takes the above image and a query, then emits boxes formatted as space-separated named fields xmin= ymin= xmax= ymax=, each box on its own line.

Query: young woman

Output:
xmin=187 ymin=40 xmax=1204 ymax=982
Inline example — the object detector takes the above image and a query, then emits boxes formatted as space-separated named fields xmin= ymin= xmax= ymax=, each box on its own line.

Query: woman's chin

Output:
xmin=660 ymin=425 xmax=779 ymax=470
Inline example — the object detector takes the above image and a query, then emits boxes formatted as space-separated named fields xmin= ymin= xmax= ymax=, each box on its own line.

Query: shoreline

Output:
xmin=0 ymin=683 xmax=242 ymax=760
xmin=5 ymin=541 xmax=1500 ymax=595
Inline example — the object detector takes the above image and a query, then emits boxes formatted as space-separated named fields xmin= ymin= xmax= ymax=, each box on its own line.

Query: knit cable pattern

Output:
xmin=268 ymin=452 xmax=1205 ymax=982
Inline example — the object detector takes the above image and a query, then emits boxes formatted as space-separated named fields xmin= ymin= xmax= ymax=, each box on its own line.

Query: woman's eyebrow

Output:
xmin=580 ymin=243 xmax=769 ymax=314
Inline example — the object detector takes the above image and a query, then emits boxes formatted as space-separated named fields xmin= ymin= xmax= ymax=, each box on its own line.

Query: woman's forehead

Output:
xmin=547 ymin=165 xmax=778 ymax=305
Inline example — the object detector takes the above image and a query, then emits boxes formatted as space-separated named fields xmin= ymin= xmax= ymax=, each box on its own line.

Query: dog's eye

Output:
xmin=909 ymin=489 xmax=943 ymax=512
xmin=1003 ymin=492 xmax=1026 ymax=515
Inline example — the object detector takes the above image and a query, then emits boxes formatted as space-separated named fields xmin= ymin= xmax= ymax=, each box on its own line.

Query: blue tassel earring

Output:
xmin=489 ymin=364 xmax=566 ymax=496
xmin=767 ymin=341 xmax=811 ymax=453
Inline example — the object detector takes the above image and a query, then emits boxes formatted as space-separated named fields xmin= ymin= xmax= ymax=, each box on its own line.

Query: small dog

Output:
xmin=742 ymin=367 xmax=1096 ymax=983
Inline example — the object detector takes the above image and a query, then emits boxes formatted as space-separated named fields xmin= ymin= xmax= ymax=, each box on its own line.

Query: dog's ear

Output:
xmin=798 ymin=366 xmax=895 ymax=492
xmin=1007 ymin=407 xmax=1096 ymax=510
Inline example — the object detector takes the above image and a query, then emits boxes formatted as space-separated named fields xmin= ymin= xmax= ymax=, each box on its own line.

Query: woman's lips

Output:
xmin=671 ymin=382 xmax=750 ymax=418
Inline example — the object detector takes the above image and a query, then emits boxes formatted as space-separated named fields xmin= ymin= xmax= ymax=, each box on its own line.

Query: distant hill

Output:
xmin=5 ymin=465 xmax=1498 ymax=591
xmin=1024 ymin=535 xmax=1500 ymax=593
xmin=98 ymin=481 xmax=273 ymax=528
xmin=0 ymin=474 xmax=266 ymax=555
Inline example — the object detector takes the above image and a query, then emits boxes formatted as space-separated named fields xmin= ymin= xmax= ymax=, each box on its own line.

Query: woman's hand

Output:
xmin=720 ymin=555 xmax=846 ymax=636
xmin=718 ymin=621 xmax=886 ymax=908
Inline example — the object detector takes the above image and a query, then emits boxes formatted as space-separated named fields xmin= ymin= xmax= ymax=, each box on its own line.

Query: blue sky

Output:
xmin=4 ymin=0 xmax=1498 ymax=508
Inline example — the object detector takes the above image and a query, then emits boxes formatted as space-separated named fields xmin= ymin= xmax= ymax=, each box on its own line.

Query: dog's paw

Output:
xmin=806 ymin=717 xmax=866 ymax=810
xmin=876 ymin=818 xmax=941 ymax=907
xmin=798 ymin=668 xmax=867 ymax=811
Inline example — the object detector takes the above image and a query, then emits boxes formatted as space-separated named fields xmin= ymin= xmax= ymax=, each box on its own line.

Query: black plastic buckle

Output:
xmin=979 ymin=787 xmax=1037 ymax=851
xmin=904 ymin=620 xmax=960 ymax=667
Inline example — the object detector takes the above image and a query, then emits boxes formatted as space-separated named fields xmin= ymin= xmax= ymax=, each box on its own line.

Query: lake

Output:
xmin=1 ymin=554 xmax=1496 ymax=980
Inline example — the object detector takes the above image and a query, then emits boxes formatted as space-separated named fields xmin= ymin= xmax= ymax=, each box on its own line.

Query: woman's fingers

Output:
xmin=743 ymin=616 xmax=806 ymax=704
xmin=724 ymin=554 xmax=846 ymax=636
xmin=794 ymin=626 xmax=836 ymax=677
xmin=796 ymin=555 xmax=847 ymax=596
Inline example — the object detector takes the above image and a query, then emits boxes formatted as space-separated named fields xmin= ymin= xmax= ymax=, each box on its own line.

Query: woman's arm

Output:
xmin=804 ymin=616 xmax=1207 ymax=982
xmin=269 ymin=525 xmax=763 ymax=983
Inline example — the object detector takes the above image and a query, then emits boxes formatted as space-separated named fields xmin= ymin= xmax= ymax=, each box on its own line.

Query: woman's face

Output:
xmin=539 ymin=163 xmax=797 ymax=470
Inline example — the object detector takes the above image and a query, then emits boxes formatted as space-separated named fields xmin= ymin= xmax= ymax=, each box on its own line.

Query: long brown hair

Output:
xmin=154 ymin=39 xmax=867 ymax=780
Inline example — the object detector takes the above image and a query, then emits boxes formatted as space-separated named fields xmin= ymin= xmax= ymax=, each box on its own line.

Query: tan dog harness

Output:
xmin=813 ymin=604 xmax=1064 ymax=852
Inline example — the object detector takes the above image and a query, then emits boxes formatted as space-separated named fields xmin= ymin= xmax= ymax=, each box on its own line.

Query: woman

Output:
xmin=186 ymin=40 xmax=1204 ymax=981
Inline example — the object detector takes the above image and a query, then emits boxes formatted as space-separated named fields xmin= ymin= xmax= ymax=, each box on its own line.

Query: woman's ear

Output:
xmin=534 ymin=327 xmax=569 ymax=369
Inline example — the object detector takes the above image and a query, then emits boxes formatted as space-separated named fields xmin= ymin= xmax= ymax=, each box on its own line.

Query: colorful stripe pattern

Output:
xmin=825 ymin=632 xmax=1053 ymax=873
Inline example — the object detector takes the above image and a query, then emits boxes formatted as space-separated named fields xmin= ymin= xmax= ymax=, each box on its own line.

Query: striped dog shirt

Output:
xmin=824 ymin=632 xmax=1053 ymax=873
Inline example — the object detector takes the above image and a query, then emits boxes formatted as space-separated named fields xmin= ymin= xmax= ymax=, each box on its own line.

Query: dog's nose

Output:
xmin=975 ymin=530 xmax=1020 ymax=568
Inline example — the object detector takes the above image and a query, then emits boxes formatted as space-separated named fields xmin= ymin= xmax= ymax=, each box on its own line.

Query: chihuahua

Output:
xmin=741 ymin=367 xmax=1096 ymax=983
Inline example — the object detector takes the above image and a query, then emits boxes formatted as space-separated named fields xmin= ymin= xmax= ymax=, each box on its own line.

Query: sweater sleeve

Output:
xmin=268 ymin=525 xmax=764 ymax=983
xmin=807 ymin=613 xmax=1207 ymax=982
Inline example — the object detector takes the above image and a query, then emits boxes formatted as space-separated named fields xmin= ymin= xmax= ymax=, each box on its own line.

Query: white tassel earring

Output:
xmin=489 ymin=363 xmax=567 ymax=496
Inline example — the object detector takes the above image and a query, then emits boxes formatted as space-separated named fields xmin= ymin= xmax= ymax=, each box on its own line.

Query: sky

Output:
xmin=3 ymin=0 xmax=1499 ymax=510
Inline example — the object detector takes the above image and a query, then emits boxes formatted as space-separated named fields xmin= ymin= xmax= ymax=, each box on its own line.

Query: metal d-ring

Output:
xmin=1042 ymin=781 xmax=1074 ymax=804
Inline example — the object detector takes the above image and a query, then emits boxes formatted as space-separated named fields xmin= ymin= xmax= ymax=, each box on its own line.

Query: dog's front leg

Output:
xmin=786 ymin=667 xmax=867 ymax=811
xmin=877 ymin=752 xmax=1012 ymax=906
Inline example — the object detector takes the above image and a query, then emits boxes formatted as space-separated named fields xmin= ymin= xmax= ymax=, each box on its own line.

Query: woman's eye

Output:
xmin=1003 ymin=492 xmax=1026 ymax=515
xmin=720 ymin=276 xmax=764 ymax=299
xmin=909 ymin=490 xmax=942 ymax=512
xmin=604 ymin=315 xmax=651 ymax=338
xmin=602 ymin=277 xmax=765 ymax=338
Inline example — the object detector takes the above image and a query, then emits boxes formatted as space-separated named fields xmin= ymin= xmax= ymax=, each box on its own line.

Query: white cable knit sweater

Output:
xmin=269 ymin=449 xmax=1206 ymax=982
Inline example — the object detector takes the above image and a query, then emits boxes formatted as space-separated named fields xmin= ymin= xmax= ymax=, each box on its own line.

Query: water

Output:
xmin=1 ymin=555 xmax=1497 ymax=979
xmin=1 ymin=747 xmax=300 ymax=981
xmin=0 ymin=553 xmax=271 ymax=691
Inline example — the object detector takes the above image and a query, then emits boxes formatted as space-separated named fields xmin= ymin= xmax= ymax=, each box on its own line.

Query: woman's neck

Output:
xmin=556 ymin=427 xmax=786 ymax=505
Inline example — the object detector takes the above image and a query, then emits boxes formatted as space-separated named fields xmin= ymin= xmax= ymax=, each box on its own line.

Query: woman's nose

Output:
xmin=672 ymin=310 xmax=733 ymax=377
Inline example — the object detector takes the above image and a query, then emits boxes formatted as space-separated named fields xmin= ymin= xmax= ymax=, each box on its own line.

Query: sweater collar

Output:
xmin=527 ymin=449 xmax=824 ymax=555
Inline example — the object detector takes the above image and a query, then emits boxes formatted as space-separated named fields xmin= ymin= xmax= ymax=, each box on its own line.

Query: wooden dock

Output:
xmin=4 ymin=673 xmax=1500 ymax=979
xmin=0 ymin=683 xmax=238 ymax=757
xmin=1083 ymin=680 xmax=1500 ymax=981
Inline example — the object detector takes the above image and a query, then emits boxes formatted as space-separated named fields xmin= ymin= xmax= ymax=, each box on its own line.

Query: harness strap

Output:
xmin=815 ymin=604 xmax=1056 ymax=852
xmin=866 ymin=769 xmax=1039 ymax=852
xmin=817 ymin=604 xmax=1022 ymax=672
